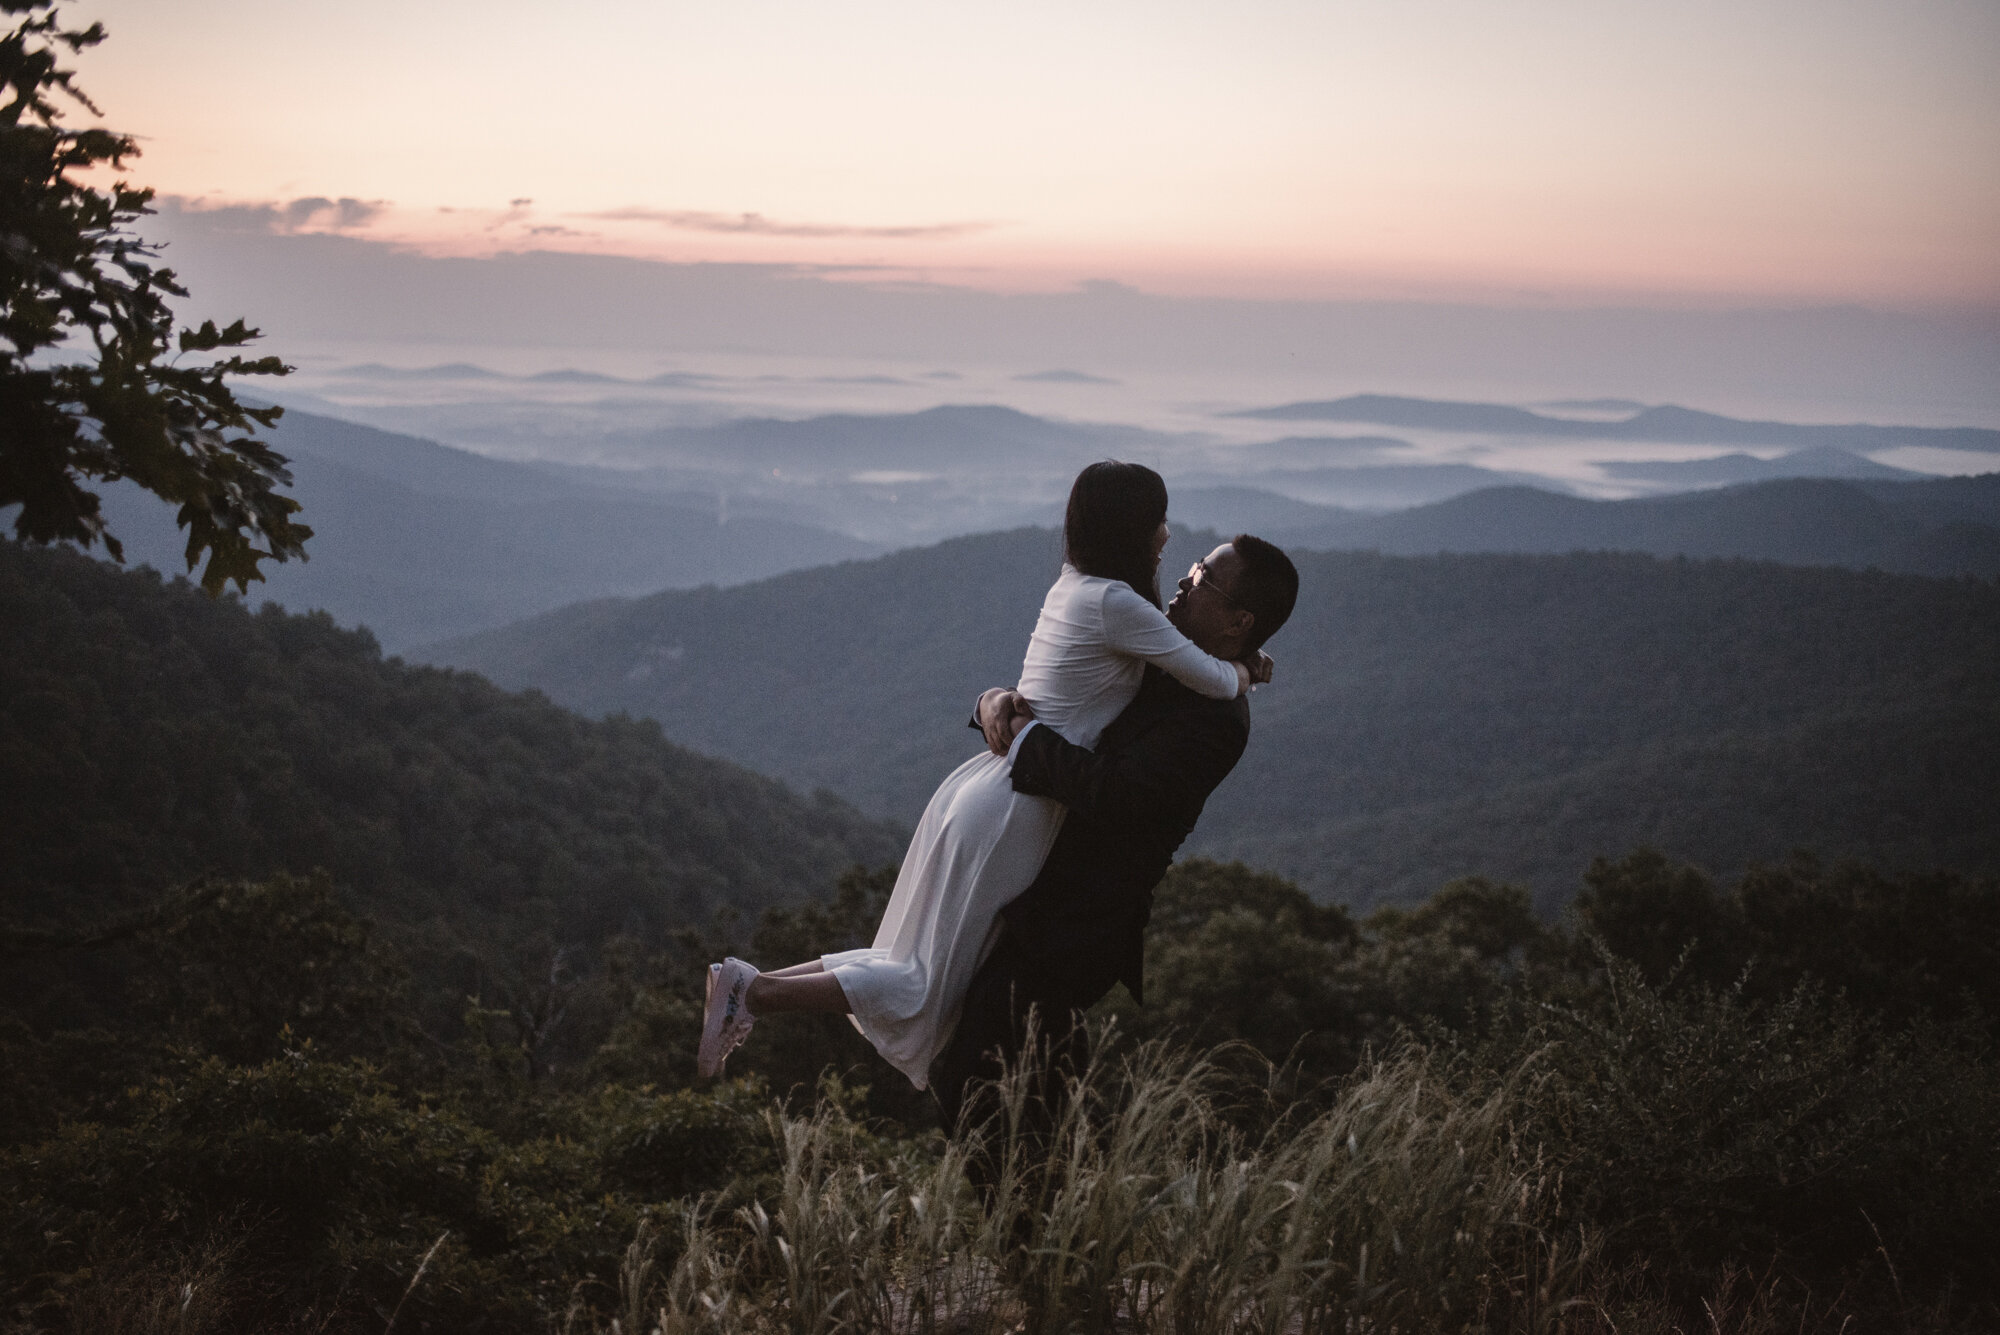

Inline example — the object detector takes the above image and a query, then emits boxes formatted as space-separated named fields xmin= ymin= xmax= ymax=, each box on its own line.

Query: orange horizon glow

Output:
xmin=73 ymin=0 xmax=2000 ymax=310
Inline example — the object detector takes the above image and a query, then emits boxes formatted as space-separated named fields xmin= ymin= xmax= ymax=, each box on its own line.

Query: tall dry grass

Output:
xmin=620 ymin=1026 xmax=1589 ymax=1334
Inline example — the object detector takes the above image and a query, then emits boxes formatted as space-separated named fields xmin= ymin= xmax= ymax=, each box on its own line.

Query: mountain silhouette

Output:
xmin=1598 ymin=445 xmax=1919 ymax=487
xmin=1273 ymin=474 xmax=2000 ymax=578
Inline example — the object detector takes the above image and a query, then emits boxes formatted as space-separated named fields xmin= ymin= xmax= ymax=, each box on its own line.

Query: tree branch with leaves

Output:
xmin=0 ymin=0 xmax=308 ymax=593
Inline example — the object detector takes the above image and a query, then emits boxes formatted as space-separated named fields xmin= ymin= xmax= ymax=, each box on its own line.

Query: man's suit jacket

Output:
xmin=996 ymin=664 xmax=1252 ymax=1006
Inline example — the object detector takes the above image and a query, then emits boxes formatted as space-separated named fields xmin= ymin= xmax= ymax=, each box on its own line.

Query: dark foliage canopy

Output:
xmin=0 ymin=1 xmax=306 ymax=593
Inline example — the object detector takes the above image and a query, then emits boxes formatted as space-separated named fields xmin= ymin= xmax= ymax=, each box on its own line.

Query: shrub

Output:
xmin=1 ymin=1048 xmax=778 ymax=1332
xmin=1461 ymin=954 xmax=2000 ymax=1311
xmin=1572 ymin=849 xmax=2000 ymax=1031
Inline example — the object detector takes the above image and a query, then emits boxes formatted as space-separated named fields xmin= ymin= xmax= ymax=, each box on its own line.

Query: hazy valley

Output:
xmin=91 ymin=395 xmax=2000 ymax=649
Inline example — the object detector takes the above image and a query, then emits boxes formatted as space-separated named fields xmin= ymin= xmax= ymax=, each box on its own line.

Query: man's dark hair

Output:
xmin=1065 ymin=460 xmax=1169 ymax=608
xmin=1231 ymin=534 xmax=1298 ymax=652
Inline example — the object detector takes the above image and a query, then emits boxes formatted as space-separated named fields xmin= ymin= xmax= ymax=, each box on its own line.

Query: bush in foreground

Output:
xmin=2 ymin=1051 xmax=776 ymax=1331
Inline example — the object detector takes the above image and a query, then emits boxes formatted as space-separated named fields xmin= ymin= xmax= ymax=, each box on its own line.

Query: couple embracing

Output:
xmin=698 ymin=460 xmax=1299 ymax=1133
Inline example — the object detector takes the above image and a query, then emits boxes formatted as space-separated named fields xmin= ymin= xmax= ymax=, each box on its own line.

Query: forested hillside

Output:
xmin=426 ymin=528 xmax=2000 ymax=905
xmin=0 ymin=540 xmax=902 ymax=971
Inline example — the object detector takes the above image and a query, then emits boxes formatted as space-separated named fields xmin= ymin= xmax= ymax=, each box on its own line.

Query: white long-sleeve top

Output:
xmin=1014 ymin=565 xmax=1241 ymax=751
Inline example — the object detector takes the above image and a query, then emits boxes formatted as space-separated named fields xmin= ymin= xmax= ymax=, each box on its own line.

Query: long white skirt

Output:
xmin=824 ymin=749 xmax=1065 ymax=1088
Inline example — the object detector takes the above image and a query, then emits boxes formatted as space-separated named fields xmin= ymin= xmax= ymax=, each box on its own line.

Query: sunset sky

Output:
xmin=75 ymin=0 xmax=2000 ymax=307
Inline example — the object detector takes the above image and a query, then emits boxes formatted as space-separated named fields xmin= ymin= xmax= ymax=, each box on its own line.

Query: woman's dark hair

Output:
xmin=1065 ymin=461 xmax=1170 ymax=607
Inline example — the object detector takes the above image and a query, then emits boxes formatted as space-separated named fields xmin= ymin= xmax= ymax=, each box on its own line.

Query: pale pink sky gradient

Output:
xmin=74 ymin=0 xmax=2000 ymax=306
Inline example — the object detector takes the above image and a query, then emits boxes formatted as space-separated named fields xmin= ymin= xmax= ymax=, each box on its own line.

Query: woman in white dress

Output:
xmin=697 ymin=462 xmax=1263 ymax=1084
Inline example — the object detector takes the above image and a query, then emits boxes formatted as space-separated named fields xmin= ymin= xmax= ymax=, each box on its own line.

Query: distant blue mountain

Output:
xmin=1223 ymin=435 xmax=1415 ymax=468
xmin=1236 ymin=394 xmax=1555 ymax=433
xmin=334 ymin=362 xmax=715 ymax=387
xmin=1233 ymin=394 xmax=2000 ymax=453
xmin=623 ymin=403 xmax=1168 ymax=477
xmin=526 ymin=368 xmax=631 ymax=384
xmin=1174 ymin=463 xmax=1564 ymax=512
xmin=1599 ymin=445 xmax=1922 ymax=487
xmin=334 ymin=361 xmax=507 ymax=381
xmin=1272 ymin=474 xmax=2000 ymax=579
xmin=1014 ymin=369 xmax=1118 ymax=384
xmin=1166 ymin=486 xmax=1358 ymax=536
xmin=1536 ymin=398 xmax=1650 ymax=414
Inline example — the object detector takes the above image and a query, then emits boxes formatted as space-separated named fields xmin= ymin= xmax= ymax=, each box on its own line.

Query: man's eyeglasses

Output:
xmin=1186 ymin=561 xmax=1243 ymax=609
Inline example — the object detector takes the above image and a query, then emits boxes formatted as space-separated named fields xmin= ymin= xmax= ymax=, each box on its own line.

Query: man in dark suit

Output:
xmin=929 ymin=533 xmax=1300 ymax=1135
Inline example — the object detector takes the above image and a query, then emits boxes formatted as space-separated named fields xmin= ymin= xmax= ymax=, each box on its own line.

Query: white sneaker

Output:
xmin=697 ymin=957 xmax=758 ymax=1078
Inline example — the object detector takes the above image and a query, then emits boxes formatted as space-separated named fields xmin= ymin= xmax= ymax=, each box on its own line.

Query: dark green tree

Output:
xmin=0 ymin=0 xmax=307 ymax=593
